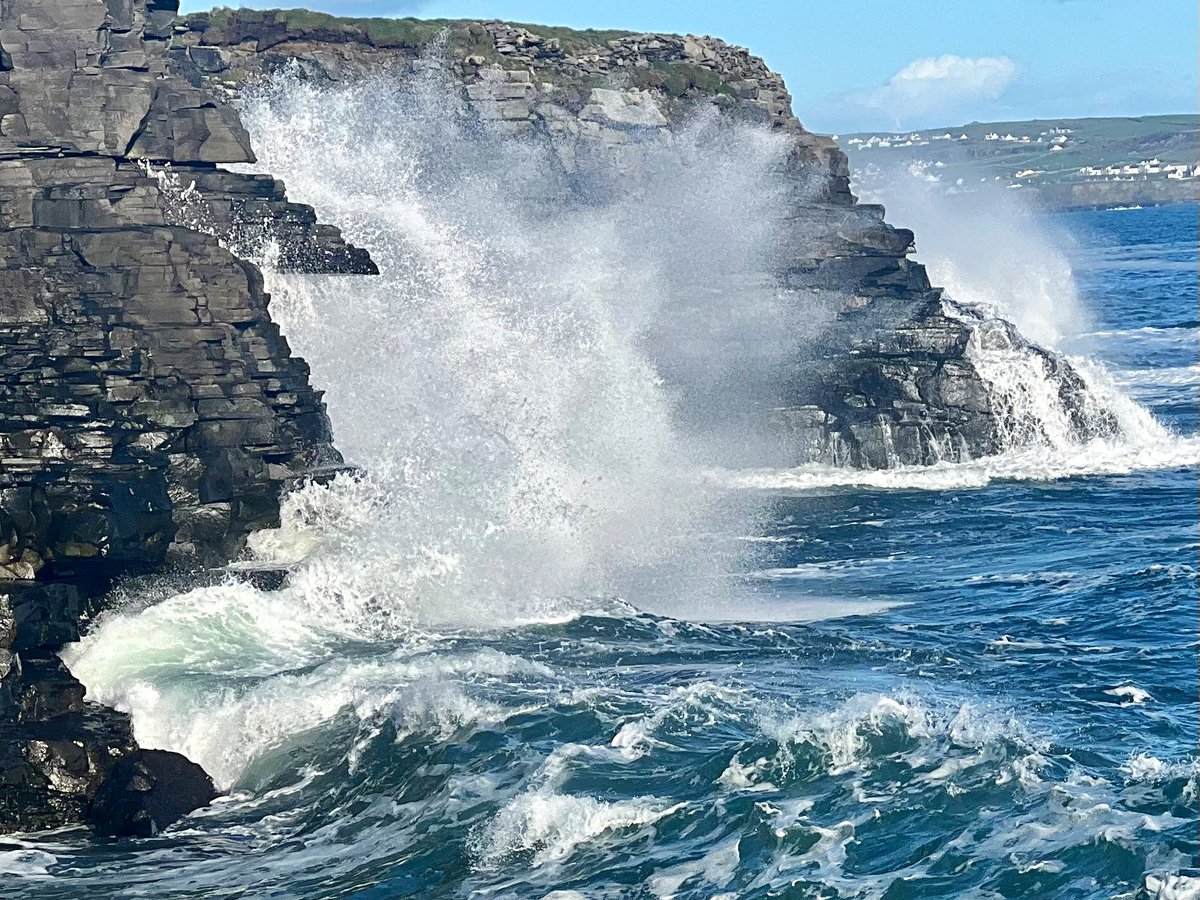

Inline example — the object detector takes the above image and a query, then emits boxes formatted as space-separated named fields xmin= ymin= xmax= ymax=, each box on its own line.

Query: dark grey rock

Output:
xmin=88 ymin=749 xmax=219 ymax=838
xmin=0 ymin=0 xmax=374 ymax=836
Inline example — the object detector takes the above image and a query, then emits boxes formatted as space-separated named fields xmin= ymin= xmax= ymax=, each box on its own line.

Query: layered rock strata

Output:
xmin=175 ymin=8 xmax=1109 ymax=468
xmin=0 ymin=0 xmax=372 ymax=834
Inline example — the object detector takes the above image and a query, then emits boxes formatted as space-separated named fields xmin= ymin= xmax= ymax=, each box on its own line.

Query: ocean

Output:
xmin=3 ymin=74 xmax=1197 ymax=900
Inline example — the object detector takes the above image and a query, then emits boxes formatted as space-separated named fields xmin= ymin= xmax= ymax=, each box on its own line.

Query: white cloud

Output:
xmin=856 ymin=55 xmax=1019 ymax=125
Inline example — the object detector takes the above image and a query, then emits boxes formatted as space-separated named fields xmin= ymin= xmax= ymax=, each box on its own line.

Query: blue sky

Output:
xmin=180 ymin=1 xmax=1199 ymax=134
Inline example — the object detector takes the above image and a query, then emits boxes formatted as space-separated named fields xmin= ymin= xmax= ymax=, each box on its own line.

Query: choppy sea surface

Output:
xmin=4 ymin=175 xmax=1197 ymax=896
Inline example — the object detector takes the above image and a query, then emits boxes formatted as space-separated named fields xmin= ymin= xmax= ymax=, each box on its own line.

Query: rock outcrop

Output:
xmin=88 ymin=748 xmax=218 ymax=838
xmin=0 ymin=0 xmax=373 ymax=834
xmin=174 ymin=8 xmax=1110 ymax=468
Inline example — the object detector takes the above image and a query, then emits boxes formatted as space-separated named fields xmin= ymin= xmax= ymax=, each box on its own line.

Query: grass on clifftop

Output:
xmin=501 ymin=22 xmax=636 ymax=55
xmin=197 ymin=8 xmax=639 ymax=54
xmin=190 ymin=8 xmax=739 ymax=96
xmin=636 ymin=61 xmax=738 ymax=98
xmin=201 ymin=7 xmax=454 ymax=46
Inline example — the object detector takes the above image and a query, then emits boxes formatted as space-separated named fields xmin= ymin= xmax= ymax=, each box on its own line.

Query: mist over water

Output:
xmin=235 ymin=69 xmax=863 ymax=616
xmin=855 ymin=171 xmax=1089 ymax=347
xmin=66 ymin=70 xmax=837 ymax=788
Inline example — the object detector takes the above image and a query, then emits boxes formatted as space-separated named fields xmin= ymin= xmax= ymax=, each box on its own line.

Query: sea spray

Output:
xmin=64 ymin=68 xmax=833 ymax=785
xmin=67 ymin=67 xmax=1196 ymax=791
xmin=30 ymin=113 xmax=1200 ymax=900
xmin=852 ymin=162 xmax=1090 ymax=348
xmin=235 ymin=70 xmax=818 ymax=615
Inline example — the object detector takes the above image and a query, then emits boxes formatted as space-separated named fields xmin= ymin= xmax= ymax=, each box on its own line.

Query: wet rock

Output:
xmin=89 ymin=750 xmax=219 ymax=838
xmin=0 ymin=0 xmax=374 ymax=835
xmin=0 ymin=698 xmax=139 ymax=834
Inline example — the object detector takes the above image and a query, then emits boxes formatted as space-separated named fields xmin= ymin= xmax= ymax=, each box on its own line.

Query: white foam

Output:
xmin=0 ymin=847 xmax=57 ymax=878
xmin=609 ymin=682 xmax=746 ymax=761
xmin=715 ymin=432 xmax=1200 ymax=493
xmin=1146 ymin=874 xmax=1200 ymax=900
xmin=1082 ymin=324 xmax=1197 ymax=341
xmin=752 ymin=693 xmax=1047 ymax=789
xmin=646 ymin=837 xmax=741 ymax=898
xmin=1105 ymin=685 xmax=1153 ymax=705
xmin=1123 ymin=754 xmax=1200 ymax=785
xmin=473 ymin=788 xmax=684 ymax=867
xmin=66 ymin=638 xmax=558 ymax=789
xmin=1114 ymin=364 xmax=1200 ymax=387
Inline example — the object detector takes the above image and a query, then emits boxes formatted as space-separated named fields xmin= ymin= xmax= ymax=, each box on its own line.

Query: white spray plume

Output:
xmin=855 ymin=166 xmax=1089 ymax=348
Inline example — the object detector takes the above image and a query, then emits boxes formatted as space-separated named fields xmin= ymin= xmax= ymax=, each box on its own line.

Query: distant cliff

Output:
xmin=1030 ymin=178 xmax=1199 ymax=211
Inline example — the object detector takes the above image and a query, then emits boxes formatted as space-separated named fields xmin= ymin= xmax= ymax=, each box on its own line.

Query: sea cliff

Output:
xmin=0 ymin=0 xmax=370 ymax=835
xmin=0 ymin=2 xmax=1110 ymax=835
xmin=174 ymin=8 xmax=1106 ymax=467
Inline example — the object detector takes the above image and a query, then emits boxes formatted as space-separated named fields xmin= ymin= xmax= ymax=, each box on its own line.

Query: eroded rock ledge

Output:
xmin=0 ymin=0 xmax=372 ymax=835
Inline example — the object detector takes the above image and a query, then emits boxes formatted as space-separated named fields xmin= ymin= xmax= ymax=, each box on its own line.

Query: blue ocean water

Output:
xmin=4 ymin=196 xmax=1196 ymax=897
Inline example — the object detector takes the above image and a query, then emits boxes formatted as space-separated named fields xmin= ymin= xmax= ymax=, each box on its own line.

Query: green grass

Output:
xmin=187 ymin=9 xmax=739 ymax=95
xmin=198 ymin=8 xmax=456 ymax=47
xmin=499 ymin=22 xmax=637 ymax=55
xmin=630 ymin=61 xmax=737 ymax=98
xmin=841 ymin=114 xmax=1199 ymax=186
xmin=194 ymin=8 xmax=642 ymax=54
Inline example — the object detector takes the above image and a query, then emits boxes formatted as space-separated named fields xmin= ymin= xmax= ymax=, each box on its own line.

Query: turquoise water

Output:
xmin=4 ymin=199 xmax=1196 ymax=898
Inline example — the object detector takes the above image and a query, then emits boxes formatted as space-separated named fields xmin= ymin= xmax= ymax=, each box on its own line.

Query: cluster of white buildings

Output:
xmin=1077 ymin=159 xmax=1199 ymax=180
xmin=844 ymin=127 xmax=1198 ymax=195
xmin=846 ymin=128 xmax=1072 ymax=150
xmin=845 ymin=132 xmax=969 ymax=149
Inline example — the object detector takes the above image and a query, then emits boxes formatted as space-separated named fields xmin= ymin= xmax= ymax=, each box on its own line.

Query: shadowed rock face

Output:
xmin=89 ymin=749 xmax=219 ymax=838
xmin=0 ymin=0 xmax=374 ymax=834
xmin=175 ymin=9 xmax=1106 ymax=470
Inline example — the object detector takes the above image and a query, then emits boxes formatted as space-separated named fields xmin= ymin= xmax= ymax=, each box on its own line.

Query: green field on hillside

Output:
xmin=841 ymin=114 xmax=1198 ymax=184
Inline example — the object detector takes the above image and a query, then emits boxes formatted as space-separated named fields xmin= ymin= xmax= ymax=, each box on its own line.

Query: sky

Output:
xmin=178 ymin=0 xmax=1200 ymax=134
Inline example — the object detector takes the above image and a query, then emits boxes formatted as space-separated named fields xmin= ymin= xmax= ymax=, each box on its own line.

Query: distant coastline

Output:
xmin=1028 ymin=177 xmax=1198 ymax=211
xmin=840 ymin=114 xmax=1200 ymax=211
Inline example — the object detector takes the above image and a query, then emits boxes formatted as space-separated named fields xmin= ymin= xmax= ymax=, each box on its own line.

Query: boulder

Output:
xmin=89 ymin=750 xmax=219 ymax=838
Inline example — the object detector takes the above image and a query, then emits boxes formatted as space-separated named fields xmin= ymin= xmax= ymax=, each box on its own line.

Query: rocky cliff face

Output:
xmin=0 ymin=0 xmax=372 ymax=834
xmin=174 ymin=8 xmax=1109 ymax=469
xmin=0 ymin=2 xmax=1109 ymax=837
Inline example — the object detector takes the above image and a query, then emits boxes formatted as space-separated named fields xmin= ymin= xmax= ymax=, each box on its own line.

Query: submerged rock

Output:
xmin=89 ymin=750 xmax=219 ymax=838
